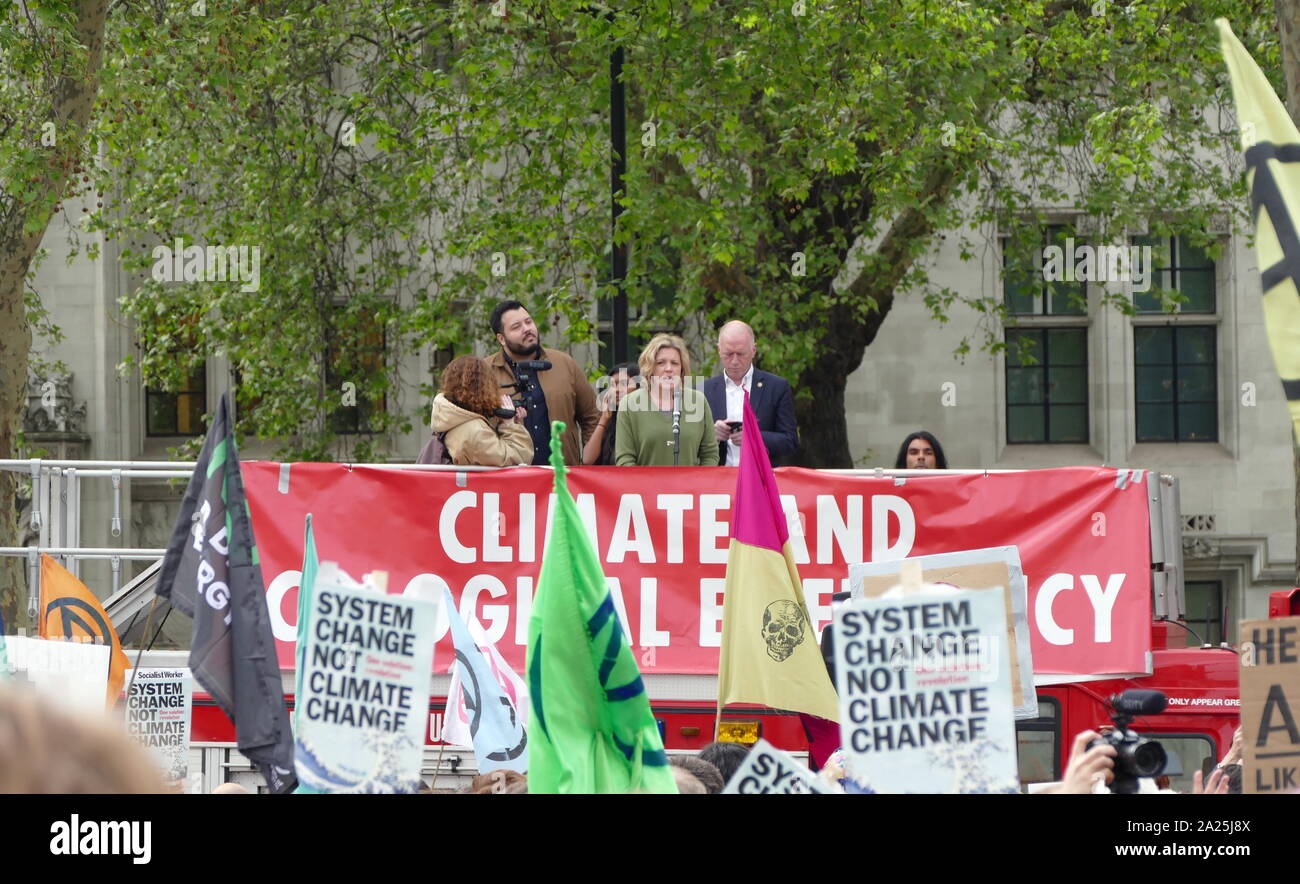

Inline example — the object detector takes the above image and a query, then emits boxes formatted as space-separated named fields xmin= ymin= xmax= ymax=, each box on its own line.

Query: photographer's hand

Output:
xmin=1220 ymin=726 xmax=1243 ymax=767
xmin=1192 ymin=768 xmax=1229 ymax=794
xmin=1039 ymin=730 xmax=1115 ymax=794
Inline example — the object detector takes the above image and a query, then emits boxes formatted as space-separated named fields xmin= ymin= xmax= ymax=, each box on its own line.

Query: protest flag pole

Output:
xmin=715 ymin=393 xmax=840 ymax=723
xmin=125 ymin=593 xmax=161 ymax=700
xmin=526 ymin=420 xmax=676 ymax=793
xmin=154 ymin=392 xmax=297 ymax=794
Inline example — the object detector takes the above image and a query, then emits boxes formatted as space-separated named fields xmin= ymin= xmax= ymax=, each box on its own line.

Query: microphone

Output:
xmin=672 ymin=384 xmax=682 ymax=467
xmin=515 ymin=360 xmax=552 ymax=372
xmin=1108 ymin=690 xmax=1167 ymax=717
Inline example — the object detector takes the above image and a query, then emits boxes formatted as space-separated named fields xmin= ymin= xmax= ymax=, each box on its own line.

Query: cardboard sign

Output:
xmin=1240 ymin=616 xmax=1300 ymax=793
xmin=295 ymin=565 xmax=439 ymax=793
xmin=721 ymin=738 xmax=831 ymax=794
xmin=123 ymin=668 xmax=194 ymax=785
xmin=1 ymin=635 xmax=109 ymax=714
xmin=834 ymin=587 xmax=1019 ymax=793
xmin=850 ymin=547 xmax=1038 ymax=715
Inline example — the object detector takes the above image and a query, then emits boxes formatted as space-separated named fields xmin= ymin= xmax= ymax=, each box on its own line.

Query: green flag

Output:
xmin=526 ymin=421 xmax=677 ymax=793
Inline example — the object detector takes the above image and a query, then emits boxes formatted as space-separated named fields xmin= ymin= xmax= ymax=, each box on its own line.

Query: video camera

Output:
xmin=1088 ymin=689 xmax=1169 ymax=794
xmin=500 ymin=359 xmax=552 ymax=407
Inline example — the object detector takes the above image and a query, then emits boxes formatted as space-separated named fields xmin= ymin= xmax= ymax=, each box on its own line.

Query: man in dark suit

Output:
xmin=702 ymin=320 xmax=799 ymax=466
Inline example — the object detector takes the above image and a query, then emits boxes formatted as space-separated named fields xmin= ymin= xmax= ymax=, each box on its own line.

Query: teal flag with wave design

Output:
xmin=525 ymin=421 xmax=677 ymax=793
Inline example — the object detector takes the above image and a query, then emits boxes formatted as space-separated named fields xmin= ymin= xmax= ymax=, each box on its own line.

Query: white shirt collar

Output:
xmin=724 ymin=365 xmax=754 ymax=391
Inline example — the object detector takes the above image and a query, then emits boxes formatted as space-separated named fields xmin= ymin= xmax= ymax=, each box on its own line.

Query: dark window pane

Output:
xmin=1176 ymin=327 xmax=1216 ymax=364
xmin=1047 ymin=366 xmax=1087 ymax=404
xmin=1178 ymin=404 xmax=1217 ymax=441
xmin=1006 ymin=367 xmax=1043 ymax=405
xmin=1048 ymin=405 xmax=1088 ymax=442
xmin=1136 ymin=366 xmax=1175 ymax=402
xmin=1046 ymin=282 xmax=1086 ymax=315
xmin=1179 ymin=271 xmax=1215 ymax=313
xmin=1005 ymin=328 xmax=1042 ymax=362
xmin=1177 ymin=365 xmax=1216 ymax=401
xmin=1133 ymin=289 xmax=1164 ymax=313
xmin=1137 ymin=403 xmax=1175 ymax=442
xmin=147 ymin=394 xmax=177 ymax=435
xmin=1047 ymin=328 xmax=1086 ymax=365
xmin=1180 ymin=238 xmax=1214 ymax=268
xmin=1004 ymin=276 xmax=1037 ymax=315
xmin=1134 ymin=326 xmax=1172 ymax=364
xmin=1007 ymin=406 xmax=1046 ymax=443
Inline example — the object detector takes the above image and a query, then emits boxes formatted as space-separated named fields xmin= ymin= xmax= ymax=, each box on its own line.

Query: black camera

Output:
xmin=1088 ymin=689 xmax=1169 ymax=794
xmin=500 ymin=359 xmax=552 ymax=406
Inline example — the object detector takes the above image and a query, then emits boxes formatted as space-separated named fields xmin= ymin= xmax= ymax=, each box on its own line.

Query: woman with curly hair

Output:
xmin=431 ymin=355 xmax=534 ymax=466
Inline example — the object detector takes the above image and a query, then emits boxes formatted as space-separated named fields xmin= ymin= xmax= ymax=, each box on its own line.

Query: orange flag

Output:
xmin=38 ymin=554 xmax=130 ymax=708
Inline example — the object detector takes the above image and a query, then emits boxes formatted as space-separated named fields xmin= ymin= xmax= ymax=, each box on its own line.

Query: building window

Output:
xmin=145 ymin=361 xmax=207 ymax=436
xmin=1131 ymin=234 xmax=1216 ymax=313
xmin=1005 ymin=327 xmax=1089 ymax=443
xmin=1184 ymin=580 xmax=1226 ymax=646
xmin=1134 ymin=325 xmax=1217 ymax=442
xmin=1002 ymin=225 xmax=1087 ymax=316
xmin=326 ymin=313 xmax=387 ymax=435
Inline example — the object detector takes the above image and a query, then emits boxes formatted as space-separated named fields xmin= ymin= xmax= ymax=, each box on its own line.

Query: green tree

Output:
xmin=99 ymin=1 xmax=1270 ymax=467
xmin=0 ymin=0 xmax=109 ymax=628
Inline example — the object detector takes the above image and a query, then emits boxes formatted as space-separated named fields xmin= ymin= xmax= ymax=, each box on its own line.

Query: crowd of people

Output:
xmin=0 ymin=664 xmax=1256 ymax=795
xmin=428 ymin=299 xmax=948 ymax=472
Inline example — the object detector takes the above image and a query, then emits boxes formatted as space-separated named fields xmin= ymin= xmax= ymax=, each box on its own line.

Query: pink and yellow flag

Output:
xmin=716 ymin=393 xmax=839 ymax=723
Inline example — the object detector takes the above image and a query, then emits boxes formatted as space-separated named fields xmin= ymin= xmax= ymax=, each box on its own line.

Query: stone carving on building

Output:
xmin=1182 ymin=535 xmax=1220 ymax=561
xmin=24 ymin=370 xmax=90 ymax=459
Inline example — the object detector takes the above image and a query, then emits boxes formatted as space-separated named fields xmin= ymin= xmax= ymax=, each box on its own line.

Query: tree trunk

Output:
xmin=0 ymin=0 xmax=109 ymax=630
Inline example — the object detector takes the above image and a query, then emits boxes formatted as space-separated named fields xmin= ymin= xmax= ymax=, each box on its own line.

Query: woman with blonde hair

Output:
xmin=615 ymin=334 xmax=718 ymax=466
xmin=431 ymin=355 xmax=534 ymax=466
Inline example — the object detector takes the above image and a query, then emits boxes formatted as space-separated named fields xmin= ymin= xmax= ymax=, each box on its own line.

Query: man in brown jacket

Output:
xmin=487 ymin=300 xmax=599 ymax=466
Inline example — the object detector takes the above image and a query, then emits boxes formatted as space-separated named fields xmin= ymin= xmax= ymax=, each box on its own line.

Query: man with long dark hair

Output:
xmin=893 ymin=431 xmax=948 ymax=469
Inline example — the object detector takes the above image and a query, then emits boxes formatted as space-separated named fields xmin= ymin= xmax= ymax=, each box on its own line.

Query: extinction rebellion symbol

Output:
xmin=44 ymin=597 xmax=114 ymax=646
xmin=1247 ymin=140 xmax=1300 ymax=403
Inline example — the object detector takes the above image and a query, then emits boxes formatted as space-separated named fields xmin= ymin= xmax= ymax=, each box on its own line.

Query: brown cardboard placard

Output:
xmin=1240 ymin=616 xmax=1300 ymax=793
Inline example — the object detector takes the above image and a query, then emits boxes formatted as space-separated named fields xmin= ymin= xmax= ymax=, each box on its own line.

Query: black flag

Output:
xmin=156 ymin=393 xmax=296 ymax=793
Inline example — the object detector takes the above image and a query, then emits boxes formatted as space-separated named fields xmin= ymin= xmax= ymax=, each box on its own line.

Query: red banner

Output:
xmin=243 ymin=464 xmax=1153 ymax=677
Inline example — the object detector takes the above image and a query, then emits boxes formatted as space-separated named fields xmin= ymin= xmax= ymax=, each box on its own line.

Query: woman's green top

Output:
xmin=614 ymin=387 xmax=718 ymax=466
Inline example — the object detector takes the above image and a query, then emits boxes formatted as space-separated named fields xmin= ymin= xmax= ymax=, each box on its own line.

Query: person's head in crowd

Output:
xmin=699 ymin=740 xmax=751 ymax=785
xmin=639 ymin=333 xmax=691 ymax=398
xmin=894 ymin=431 xmax=948 ymax=470
xmin=470 ymin=769 xmax=528 ymax=794
xmin=212 ymin=781 xmax=251 ymax=794
xmin=0 ymin=684 xmax=167 ymax=794
xmin=601 ymin=362 xmax=641 ymax=411
xmin=491 ymin=300 xmax=540 ymax=359
xmin=440 ymin=355 xmax=504 ymax=419
xmin=669 ymin=755 xmax=725 ymax=794
xmin=671 ymin=766 xmax=707 ymax=794
xmin=717 ymin=320 xmax=757 ymax=383
xmin=1220 ymin=763 xmax=1242 ymax=794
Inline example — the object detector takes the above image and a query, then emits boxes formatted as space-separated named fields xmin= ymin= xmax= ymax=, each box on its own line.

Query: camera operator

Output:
xmin=486 ymin=300 xmax=599 ymax=466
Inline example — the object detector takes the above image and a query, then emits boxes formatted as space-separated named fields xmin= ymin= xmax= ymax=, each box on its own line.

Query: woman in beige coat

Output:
xmin=430 ymin=356 xmax=534 ymax=466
